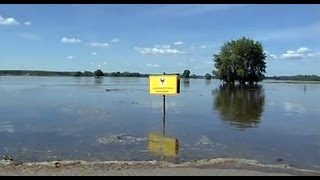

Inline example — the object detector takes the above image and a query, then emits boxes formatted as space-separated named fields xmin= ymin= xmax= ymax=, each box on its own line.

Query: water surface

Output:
xmin=0 ymin=76 xmax=319 ymax=169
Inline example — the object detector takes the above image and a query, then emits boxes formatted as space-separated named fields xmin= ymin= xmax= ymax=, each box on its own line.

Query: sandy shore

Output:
xmin=1 ymin=158 xmax=319 ymax=176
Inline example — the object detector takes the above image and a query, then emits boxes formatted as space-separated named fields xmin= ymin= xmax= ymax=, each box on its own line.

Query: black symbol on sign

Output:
xmin=160 ymin=78 xmax=165 ymax=85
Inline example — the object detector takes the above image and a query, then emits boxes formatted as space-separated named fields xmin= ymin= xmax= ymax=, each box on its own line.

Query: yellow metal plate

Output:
xmin=149 ymin=74 xmax=180 ymax=95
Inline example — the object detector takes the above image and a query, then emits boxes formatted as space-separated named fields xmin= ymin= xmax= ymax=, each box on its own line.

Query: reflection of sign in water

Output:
xmin=148 ymin=133 xmax=179 ymax=157
xmin=149 ymin=74 xmax=180 ymax=95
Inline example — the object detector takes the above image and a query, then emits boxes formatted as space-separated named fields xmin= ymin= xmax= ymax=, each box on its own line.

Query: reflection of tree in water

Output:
xmin=205 ymin=79 xmax=211 ymax=86
xmin=94 ymin=77 xmax=103 ymax=85
xmin=181 ymin=79 xmax=190 ymax=88
xmin=213 ymin=84 xmax=265 ymax=129
xmin=73 ymin=76 xmax=82 ymax=84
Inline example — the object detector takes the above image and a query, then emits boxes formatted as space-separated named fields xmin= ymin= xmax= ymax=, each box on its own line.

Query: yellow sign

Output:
xmin=149 ymin=74 xmax=180 ymax=95
xmin=148 ymin=133 xmax=179 ymax=157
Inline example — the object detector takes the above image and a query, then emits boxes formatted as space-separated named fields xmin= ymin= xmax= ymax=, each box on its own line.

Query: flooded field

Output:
xmin=0 ymin=76 xmax=319 ymax=170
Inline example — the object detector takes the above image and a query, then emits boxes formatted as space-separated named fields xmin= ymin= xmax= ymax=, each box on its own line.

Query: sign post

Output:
xmin=148 ymin=73 xmax=180 ymax=158
xmin=149 ymin=72 xmax=180 ymax=135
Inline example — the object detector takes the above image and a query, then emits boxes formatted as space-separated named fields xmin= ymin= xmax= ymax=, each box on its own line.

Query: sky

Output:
xmin=0 ymin=4 xmax=319 ymax=76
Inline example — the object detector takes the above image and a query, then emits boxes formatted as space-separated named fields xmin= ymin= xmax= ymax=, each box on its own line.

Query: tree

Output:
xmin=181 ymin=69 xmax=190 ymax=78
xmin=94 ymin=69 xmax=104 ymax=77
xmin=72 ymin=71 xmax=82 ymax=77
xmin=213 ymin=37 xmax=266 ymax=85
xmin=83 ymin=71 xmax=93 ymax=76
xmin=190 ymin=74 xmax=197 ymax=79
xmin=204 ymin=73 xmax=212 ymax=80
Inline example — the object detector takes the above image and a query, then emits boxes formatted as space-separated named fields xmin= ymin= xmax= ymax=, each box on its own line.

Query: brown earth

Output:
xmin=1 ymin=158 xmax=319 ymax=176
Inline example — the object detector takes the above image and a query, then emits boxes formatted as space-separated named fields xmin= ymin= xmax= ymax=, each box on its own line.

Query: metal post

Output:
xmin=162 ymin=72 xmax=166 ymax=136
xmin=162 ymin=94 xmax=166 ymax=136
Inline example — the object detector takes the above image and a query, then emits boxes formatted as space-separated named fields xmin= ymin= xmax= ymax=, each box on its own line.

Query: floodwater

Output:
xmin=0 ymin=76 xmax=319 ymax=169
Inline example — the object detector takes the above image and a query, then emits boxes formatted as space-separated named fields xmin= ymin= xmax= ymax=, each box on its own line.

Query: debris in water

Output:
xmin=97 ymin=134 xmax=147 ymax=145
xmin=54 ymin=161 xmax=60 ymax=168
xmin=106 ymin=88 xmax=119 ymax=92
xmin=195 ymin=135 xmax=212 ymax=145
xmin=194 ymin=135 xmax=225 ymax=149
xmin=2 ymin=155 xmax=13 ymax=162
xmin=277 ymin=158 xmax=283 ymax=162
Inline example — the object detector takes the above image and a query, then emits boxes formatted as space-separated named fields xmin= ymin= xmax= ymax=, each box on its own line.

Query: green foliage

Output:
xmin=105 ymin=71 xmax=148 ymax=77
xmin=1 ymin=69 xmax=318 ymax=81
xmin=213 ymin=37 xmax=267 ymax=85
xmin=72 ymin=71 xmax=82 ymax=77
xmin=190 ymin=74 xmax=197 ymax=79
xmin=83 ymin=71 xmax=94 ymax=76
xmin=181 ymin=69 xmax=191 ymax=78
xmin=0 ymin=70 xmax=74 ymax=76
xmin=94 ymin=69 xmax=104 ymax=77
xmin=265 ymin=75 xmax=320 ymax=81
xmin=204 ymin=73 xmax=212 ymax=80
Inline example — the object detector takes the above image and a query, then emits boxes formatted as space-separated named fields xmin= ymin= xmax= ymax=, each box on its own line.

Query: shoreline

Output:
xmin=1 ymin=158 xmax=319 ymax=176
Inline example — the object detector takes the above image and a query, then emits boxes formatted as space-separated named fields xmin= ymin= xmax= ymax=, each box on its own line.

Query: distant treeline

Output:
xmin=265 ymin=75 xmax=320 ymax=81
xmin=189 ymin=74 xmax=206 ymax=79
xmin=0 ymin=70 xmax=149 ymax=77
xmin=1 ymin=70 xmax=319 ymax=81
xmin=0 ymin=70 xmax=210 ymax=79
xmin=0 ymin=70 xmax=74 ymax=76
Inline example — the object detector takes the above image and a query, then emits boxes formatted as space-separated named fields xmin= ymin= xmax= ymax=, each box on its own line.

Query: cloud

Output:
xmin=148 ymin=4 xmax=246 ymax=18
xmin=67 ymin=56 xmax=76 ymax=59
xmin=269 ymin=54 xmax=278 ymax=59
xmin=264 ymin=51 xmax=278 ymax=59
xmin=24 ymin=21 xmax=31 ymax=26
xmin=89 ymin=42 xmax=109 ymax=47
xmin=155 ymin=45 xmax=171 ymax=48
xmin=296 ymin=47 xmax=311 ymax=54
xmin=177 ymin=63 xmax=186 ymax=66
xmin=92 ymin=52 xmax=97 ymax=55
xmin=308 ymin=52 xmax=320 ymax=58
xmin=265 ymin=48 xmax=319 ymax=60
xmin=135 ymin=45 xmax=185 ymax=55
xmin=162 ymin=45 xmax=171 ymax=48
xmin=147 ymin=64 xmax=160 ymax=67
xmin=61 ymin=37 xmax=82 ymax=43
xmin=111 ymin=38 xmax=119 ymax=43
xmin=0 ymin=15 xmax=20 ymax=26
xmin=200 ymin=45 xmax=207 ymax=49
xmin=103 ymin=62 xmax=107 ymax=65
xmin=173 ymin=41 xmax=184 ymax=45
xmin=280 ymin=47 xmax=313 ymax=60
xmin=281 ymin=53 xmax=303 ymax=60
xmin=17 ymin=33 xmax=41 ymax=40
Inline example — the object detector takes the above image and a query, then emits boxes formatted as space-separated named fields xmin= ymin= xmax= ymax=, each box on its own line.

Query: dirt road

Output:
xmin=1 ymin=158 xmax=319 ymax=176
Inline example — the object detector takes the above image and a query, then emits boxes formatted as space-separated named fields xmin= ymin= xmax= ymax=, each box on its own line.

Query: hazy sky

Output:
xmin=0 ymin=4 xmax=319 ymax=76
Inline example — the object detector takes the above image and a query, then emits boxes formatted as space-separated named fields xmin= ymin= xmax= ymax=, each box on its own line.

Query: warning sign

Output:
xmin=149 ymin=74 xmax=180 ymax=95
